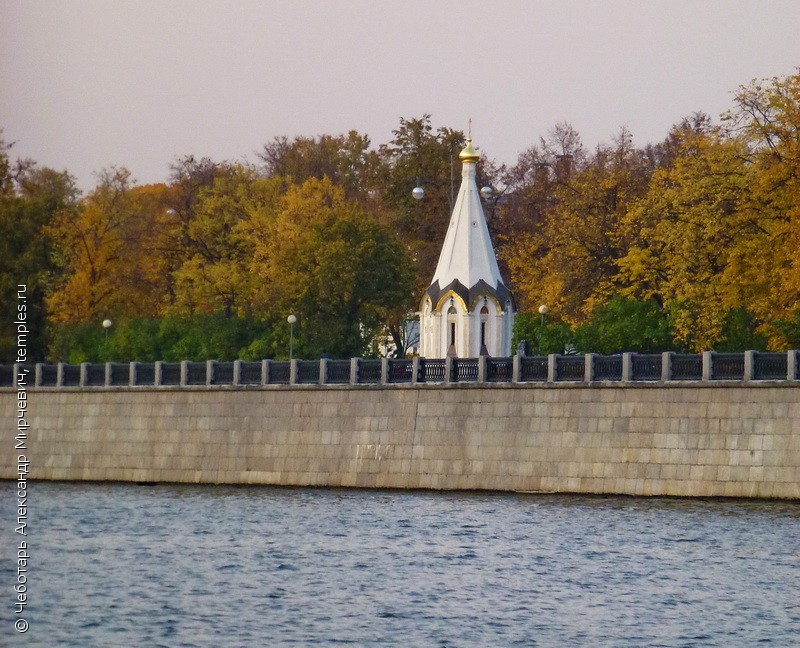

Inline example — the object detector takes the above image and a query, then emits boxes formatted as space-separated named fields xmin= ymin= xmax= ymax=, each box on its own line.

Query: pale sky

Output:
xmin=2 ymin=0 xmax=799 ymax=192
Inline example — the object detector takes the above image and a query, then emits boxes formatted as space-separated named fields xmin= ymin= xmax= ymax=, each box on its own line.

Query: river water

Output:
xmin=1 ymin=482 xmax=798 ymax=647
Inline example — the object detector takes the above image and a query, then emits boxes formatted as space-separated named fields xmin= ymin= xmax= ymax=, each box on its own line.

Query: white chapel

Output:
xmin=418 ymin=136 xmax=515 ymax=358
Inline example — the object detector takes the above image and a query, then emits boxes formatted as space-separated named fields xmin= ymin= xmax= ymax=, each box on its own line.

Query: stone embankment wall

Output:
xmin=2 ymin=383 xmax=798 ymax=499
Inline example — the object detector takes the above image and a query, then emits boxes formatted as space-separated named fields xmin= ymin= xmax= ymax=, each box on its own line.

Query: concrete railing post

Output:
xmin=478 ymin=355 xmax=487 ymax=383
xmin=319 ymin=358 xmax=328 ymax=385
xmin=702 ymin=351 xmax=713 ymax=381
xmin=233 ymin=360 xmax=242 ymax=386
xmin=180 ymin=360 xmax=189 ymax=386
xmin=289 ymin=359 xmax=298 ymax=385
xmin=548 ymin=354 xmax=559 ymax=383
xmin=512 ymin=354 xmax=521 ymax=383
xmin=380 ymin=357 xmax=389 ymax=385
xmin=207 ymin=360 xmax=215 ymax=386
xmin=622 ymin=352 xmax=633 ymax=382
xmin=350 ymin=358 xmax=359 ymax=385
xmin=585 ymin=354 xmax=595 ymax=383
xmin=262 ymin=359 xmax=270 ymax=385
xmin=79 ymin=362 xmax=89 ymax=387
xmin=445 ymin=356 xmax=454 ymax=384
xmin=155 ymin=361 xmax=163 ymax=386
xmin=35 ymin=363 xmax=43 ymax=387
xmin=661 ymin=352 xmax=672 ymax=381
xmin=57 ymin=362 xmax=65 ymax=387
xmin=788 ymin=350 xmax=798 ymax=382
xmin=411 ymin=357 xmax=421 ymax=385
xmin=104 ymin=362 xmax=112 ymax=387
xmin=129 ymin=361 xmax=138 ymax=387
xmin=743 ymin=350 xmax=755 ymax=382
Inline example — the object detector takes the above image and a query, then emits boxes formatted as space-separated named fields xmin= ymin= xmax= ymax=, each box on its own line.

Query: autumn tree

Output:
xmin=495 ymin=122 xmax=586 ymax=243
xmin=722 ymin=70 xmax=800 ymax=347
xmin=0 ymin=136 xmax=79 ymax=361
xmin=501 ymin=127 xmax=653 ymax=322
xmin=170 ymin=168 xmax=283 ymax=317
xmin=376 ymin=115 xmax=467 ymax=291
xmin=614 ymin=123 xmax=768 ymax=350
xmin=46 ymin=169 xmax=173 ymax=324
xmin=246 ymin=177 xmax=415 ymax=358
xmin=258 ymin=131 xmax=381 ymax=201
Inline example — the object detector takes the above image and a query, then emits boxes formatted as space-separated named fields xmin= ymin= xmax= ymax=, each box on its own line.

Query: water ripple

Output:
xmin=1 ymin=483 xmax=798 ymax=646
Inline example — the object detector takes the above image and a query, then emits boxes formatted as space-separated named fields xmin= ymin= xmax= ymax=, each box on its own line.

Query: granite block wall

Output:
xmin=2 ymin=384 xmax=799 ymax=498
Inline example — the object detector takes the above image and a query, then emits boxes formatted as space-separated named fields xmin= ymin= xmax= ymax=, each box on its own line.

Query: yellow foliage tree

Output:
xmin=245 ymin=177 xmax=415 ymax=357
xmin=169 ymin=170 xmax=283 ymax=317
xmin=616 ymin=127 xmax=764 ymax=350
xmin=46 ymin=169 xmax=174 ymax=324
xmin=501 ymin=131 xmax=650 ymax=323
xmin=723 ymin=70 xmax=800 ymax=346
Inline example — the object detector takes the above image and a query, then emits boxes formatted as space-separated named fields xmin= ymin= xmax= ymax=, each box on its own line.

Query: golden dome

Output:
xmin=459 ymin=138 xmax=479 ymax=163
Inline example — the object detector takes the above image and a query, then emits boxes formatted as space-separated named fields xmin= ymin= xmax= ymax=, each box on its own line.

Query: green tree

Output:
xmin=512 ymin=311 xmax=574 ymax=356
xmin=156 ymin=314 xmax=274 ymax=361
xmin=48 ymin=314 xmax=276 ymax=363
xmin=572 ymin=296 xmax=675 ymax=354
xmin=377 ymin=115 xmax=466 ymax=292
xmin=715 ymin=309 xmax=768 ymax=352
xmin=247 ymin=177 xmax=415 ymax=358
xmin=0 ymin=136 xmax=79 ymax=361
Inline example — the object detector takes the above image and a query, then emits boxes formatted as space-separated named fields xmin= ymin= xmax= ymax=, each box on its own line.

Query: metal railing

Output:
xmin=85 ymin=363 xmax=106 ymax=387
xmin=160 ymin=362 xmax=181 ymax=386
xmin=238 ymin=361 xmax=262 ymax=385
xmin=326 ymin=360 xmax=351 ymax=384
xmin=631 ymin=354 xmax=662 ymax=381
xmin=357 ymin=359 xmax=381 ymax=384
xmin=186 ymin=361 xmax=207 ymax=386
xmin=519 ymin=356 xmax=547 ymax=382
xmin=269 ymin=361 xmax=291 ymax=385
xmin=296 ymin=360 xmax=320 ymax=384
xmin=488 ymin=357 xmax=513 ymax=382
xmin=62 ymin=364 xmax=81 ymax=387
xmin=671 ymin=354 xmax=703 ymax=381
xmin=711 ymin=353 xmax=744 ymax=380
xmin=109 ymin=363 xmax=130 ymax=386
xmin=453 ymin=358 xmax=479 ymax=382
xmin=2 ymin=350 xmax=798 ymax=388
xmin=40 ymin=364 xmax=58 ymax=386
xmin=212 ymin=362 xmax=235 ymax=385
xmin=556 ymin=356 xmax=585 ymax=381
xmin=420 ymin=358 xmax=446 ymax=383
xmin=594 ymin=355 xmax=622 ymax=381
xmin=754 ymin=352 xmax=787 ymax=380
xmin=388 ymin=359 xmax=413 ymax=383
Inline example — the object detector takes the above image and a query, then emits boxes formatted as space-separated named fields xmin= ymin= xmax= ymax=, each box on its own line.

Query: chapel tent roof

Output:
xmin=426 ymin=136 xmax=510 ymax=309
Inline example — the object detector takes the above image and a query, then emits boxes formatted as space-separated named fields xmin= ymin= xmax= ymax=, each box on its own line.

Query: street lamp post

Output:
xmin=102 ymin=319 xmax=112 ymax=358
xmin=537 ymin=305 xmax=548 ymax=355
xmin=287 ymin=314 xmax=297 ymax=360
xmin=538 ymin=304 xmax=549 ymax=327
